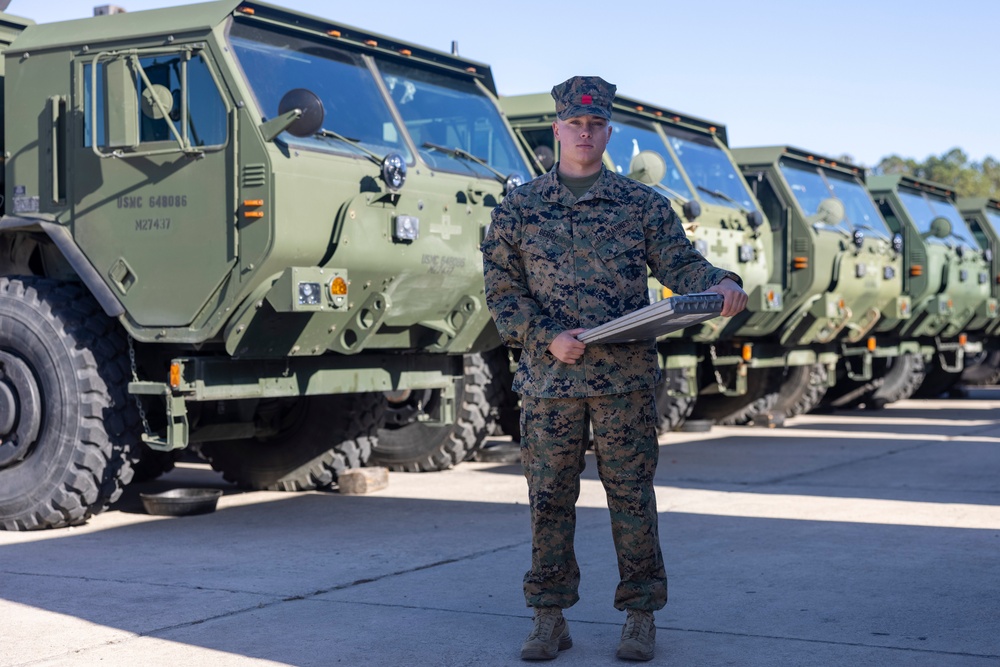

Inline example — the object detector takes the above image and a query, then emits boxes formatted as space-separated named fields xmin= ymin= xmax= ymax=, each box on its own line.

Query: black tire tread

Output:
xmin=0 ymin=277 xmax=138 ymax=530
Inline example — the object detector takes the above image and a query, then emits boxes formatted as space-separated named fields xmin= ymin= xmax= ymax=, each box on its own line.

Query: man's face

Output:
xmin=553 ymin=114 xmax=611 ymax=167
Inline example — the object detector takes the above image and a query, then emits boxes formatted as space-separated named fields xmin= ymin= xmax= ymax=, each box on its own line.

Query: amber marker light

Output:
xmin=237 ymin=6 xmax=254 ymax=14
xmin=793 ymin=256 xmax=808 ymax=269
xmin=741 ymin=344 xmax=753 ymax=361
xmin=364 ymin=39 xmax=378 ymax=47
xmin=329 ymin=276 xmax=348 ymax=297
xmin=243 ymin=199 xmax=264 ymax=218
xmin=327 ymin=30 xmax=341 ymax=38
xmin=959 ymin=333 xmax=968 ymax=346
xmin=169 ymin=362 xmax=181 ymax=389
xmin=399 ymin=49 xmax=412 ymax=56
xmin=910 ymin=265 xmax=923 ymax=276
xmin=867 ymin=336 xmax=877 ymax=352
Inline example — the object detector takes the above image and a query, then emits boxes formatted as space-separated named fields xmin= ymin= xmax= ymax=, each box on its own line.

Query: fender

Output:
xmin=0 ymin=215 xmax=124 ymax=318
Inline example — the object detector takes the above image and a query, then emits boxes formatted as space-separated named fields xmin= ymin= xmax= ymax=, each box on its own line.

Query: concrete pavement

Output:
xmin=1 ymin=390 xmax=999 ymax=666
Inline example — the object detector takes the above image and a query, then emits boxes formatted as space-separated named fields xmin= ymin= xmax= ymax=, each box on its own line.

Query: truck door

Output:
xmin=73 ymin=45 xmax=236 ymax=329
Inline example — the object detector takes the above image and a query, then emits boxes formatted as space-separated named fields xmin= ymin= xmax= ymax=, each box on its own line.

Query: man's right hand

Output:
xmin=548 ymin=328 xmax=586 ymax=364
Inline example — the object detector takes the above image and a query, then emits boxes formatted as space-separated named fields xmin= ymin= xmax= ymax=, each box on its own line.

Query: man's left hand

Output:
xmin=706 ymin=277 xmax=748 ymax=317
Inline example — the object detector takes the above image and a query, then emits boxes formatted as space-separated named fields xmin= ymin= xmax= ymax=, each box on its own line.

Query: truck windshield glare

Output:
xmin=986 ymin=211 xmax=1000 ymax=236
xmin=230 ymin=24 xmax=413 ymax=163
xmin=667 ymin=132 xmax=758 ymax=212
xmin=898 ymin=190 xmax=976 ymax=246
xmin=378 ymin=60 xmax=527 ymax=179
xmin=780 ymin=162 xmax=891 ymax=238
xmin=608 ymin=119 xmax=692 ymax=199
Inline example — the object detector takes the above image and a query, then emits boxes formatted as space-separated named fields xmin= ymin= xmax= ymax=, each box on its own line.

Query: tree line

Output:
xmin=871 ymin=149 xmax=1000 ymax=200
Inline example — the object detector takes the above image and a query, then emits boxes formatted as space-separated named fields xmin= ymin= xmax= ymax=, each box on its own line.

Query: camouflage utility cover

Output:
xmin=482 ymin=166 xmax=740 ymax=397
xmin=551 ymin=75 xmax=616 ymax=121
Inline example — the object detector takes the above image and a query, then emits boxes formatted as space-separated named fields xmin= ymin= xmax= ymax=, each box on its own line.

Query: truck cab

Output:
xmin=0 ymin=1 xmax=531 ymax=529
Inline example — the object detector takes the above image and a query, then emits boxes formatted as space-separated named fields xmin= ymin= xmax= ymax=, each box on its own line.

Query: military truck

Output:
xmin=840 ymin=175 xmax=996 ymax=405
xmin=500 ymin=93 xmax=787 ymax=429
xmin=0 ymin=1 xmax=531 ymax=530
xmin=956 ymin=197 xmax=1000 ymax=386
xmin=732 ymin=147 xmax=908 ymax=416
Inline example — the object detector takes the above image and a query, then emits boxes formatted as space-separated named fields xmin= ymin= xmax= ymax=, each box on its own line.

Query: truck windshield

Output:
xmin=377 ymin=60 xmax=527 ymax=179
xmin=897 ymin=189 xmax=978 ymax=248
xmin=606 ymin=118 xmax=692 ymax=200
xmin=986 ymin=210 xmax=1000 ymax=237
xmin=665 ymin=130 xmax=758 ymax=212
xmin=229 ymin=23 xmax=412 ymax=162
xmin=779 ymin=162 xmax=890 ymax=238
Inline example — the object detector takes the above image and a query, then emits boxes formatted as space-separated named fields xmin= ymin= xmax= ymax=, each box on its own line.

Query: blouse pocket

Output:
xmin=594 ymin=226 xmax=646 ymax=281
xmin=521 ymin=235 xmax=571 ymax=264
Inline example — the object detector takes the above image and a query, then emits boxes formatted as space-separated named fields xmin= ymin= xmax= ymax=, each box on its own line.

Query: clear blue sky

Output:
xmin=11 ymin=0 xmax=999 ymax=168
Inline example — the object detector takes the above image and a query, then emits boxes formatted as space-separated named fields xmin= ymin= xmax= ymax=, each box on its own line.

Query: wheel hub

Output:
xmin=383 ymin=388 xmax=434 ymax=427
xmin=0 ymin=352 xmax=42 ymax=468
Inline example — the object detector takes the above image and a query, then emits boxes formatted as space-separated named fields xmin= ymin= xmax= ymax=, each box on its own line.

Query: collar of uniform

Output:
xmin=539 ymin=165 xmax=627 ymax=207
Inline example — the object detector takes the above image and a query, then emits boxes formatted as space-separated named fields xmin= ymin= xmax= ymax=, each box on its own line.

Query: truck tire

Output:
xmin=961 ymin=350 xmax=1000 ymax=386
xmin=862 ymin=352 xmax=926 ymax=409
xmin=130 ymin=445 xmax=179 ymax=483
xmin=655 ymin=374 xmax=696 ymax=434
xmin=912 ymin=359 xmax=963 ymax=398
xmin=0 ymin=277 xmax=139 ymax=530
xmin=690 ymin=367 xmax=780 ymax=426
xmin=370 ymin=353 xmax=493 ymax=472
xmin=485 ymin=346 xmax=520 ymax=441
xmin=771 ymin=363 xmax=829 ymax=419
xmin=200 ymin=392 xmax=383 ymax=491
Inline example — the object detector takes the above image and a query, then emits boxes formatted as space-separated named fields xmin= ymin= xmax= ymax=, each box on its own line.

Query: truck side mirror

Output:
xmin=814 ymin=197 xmax=845 ymax=226
xmin=260 ymin=88 xmax=325 ymax=142
xmin=104 ymin=57 xmax=139 ymax=149
xmin=926 ymin=216 xmax=952 ymax=239
xmin=627 ymin=150 xmax=666 ymax=186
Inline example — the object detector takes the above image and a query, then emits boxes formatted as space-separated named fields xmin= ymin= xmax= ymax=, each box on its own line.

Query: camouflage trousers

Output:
xmin=519 ymin=389 xmax=667 ymax=611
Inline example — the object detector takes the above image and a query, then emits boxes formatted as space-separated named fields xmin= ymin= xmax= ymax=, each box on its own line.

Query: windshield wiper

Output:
xmin=422 ymin=142 xmax=506 ymax=184
xmin=316 ymin=128 xmax=383 ymax=165
xmin=851 ymin=222 xmax=890 ymax=242
xmin=696 ymin=185 xmax=747 ymax=210
xmin=652 ymin=182 xmax=691 ymax=202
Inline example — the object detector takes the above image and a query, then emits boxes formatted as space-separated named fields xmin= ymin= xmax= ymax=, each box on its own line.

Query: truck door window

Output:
xmin=137 ymin=55 xmax=227 ymax=146
xmin=84 ymin=52 xmax=227 ymax=151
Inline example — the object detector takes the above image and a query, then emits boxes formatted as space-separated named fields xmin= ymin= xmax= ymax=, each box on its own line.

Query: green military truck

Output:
xmin=845 ymin=175 xmax=996 ymax=405
xmin=732 ymin=147 xmax=908 ymax=416
xmin=501 ymin=93 xmax=784 ymax=429
xmin=956 ymin=197 xmax=1000 ymax=386
xmin=0 ymin=1 xmax=531 ymax=530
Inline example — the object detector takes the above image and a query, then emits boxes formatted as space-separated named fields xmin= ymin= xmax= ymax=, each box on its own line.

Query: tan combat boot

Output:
xmin=520 ymin=606 xmax=572 ymax=660
xmin=616 ymin=609 xmax=655 ymax=661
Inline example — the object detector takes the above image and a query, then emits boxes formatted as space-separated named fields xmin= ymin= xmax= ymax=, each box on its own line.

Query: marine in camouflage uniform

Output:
xmin=482 ymin=76 xmax=742 ymax=617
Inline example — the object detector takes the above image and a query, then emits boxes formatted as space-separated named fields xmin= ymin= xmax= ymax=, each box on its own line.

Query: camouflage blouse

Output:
xmin=482 ymin=165 xmax=740 ymax=398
